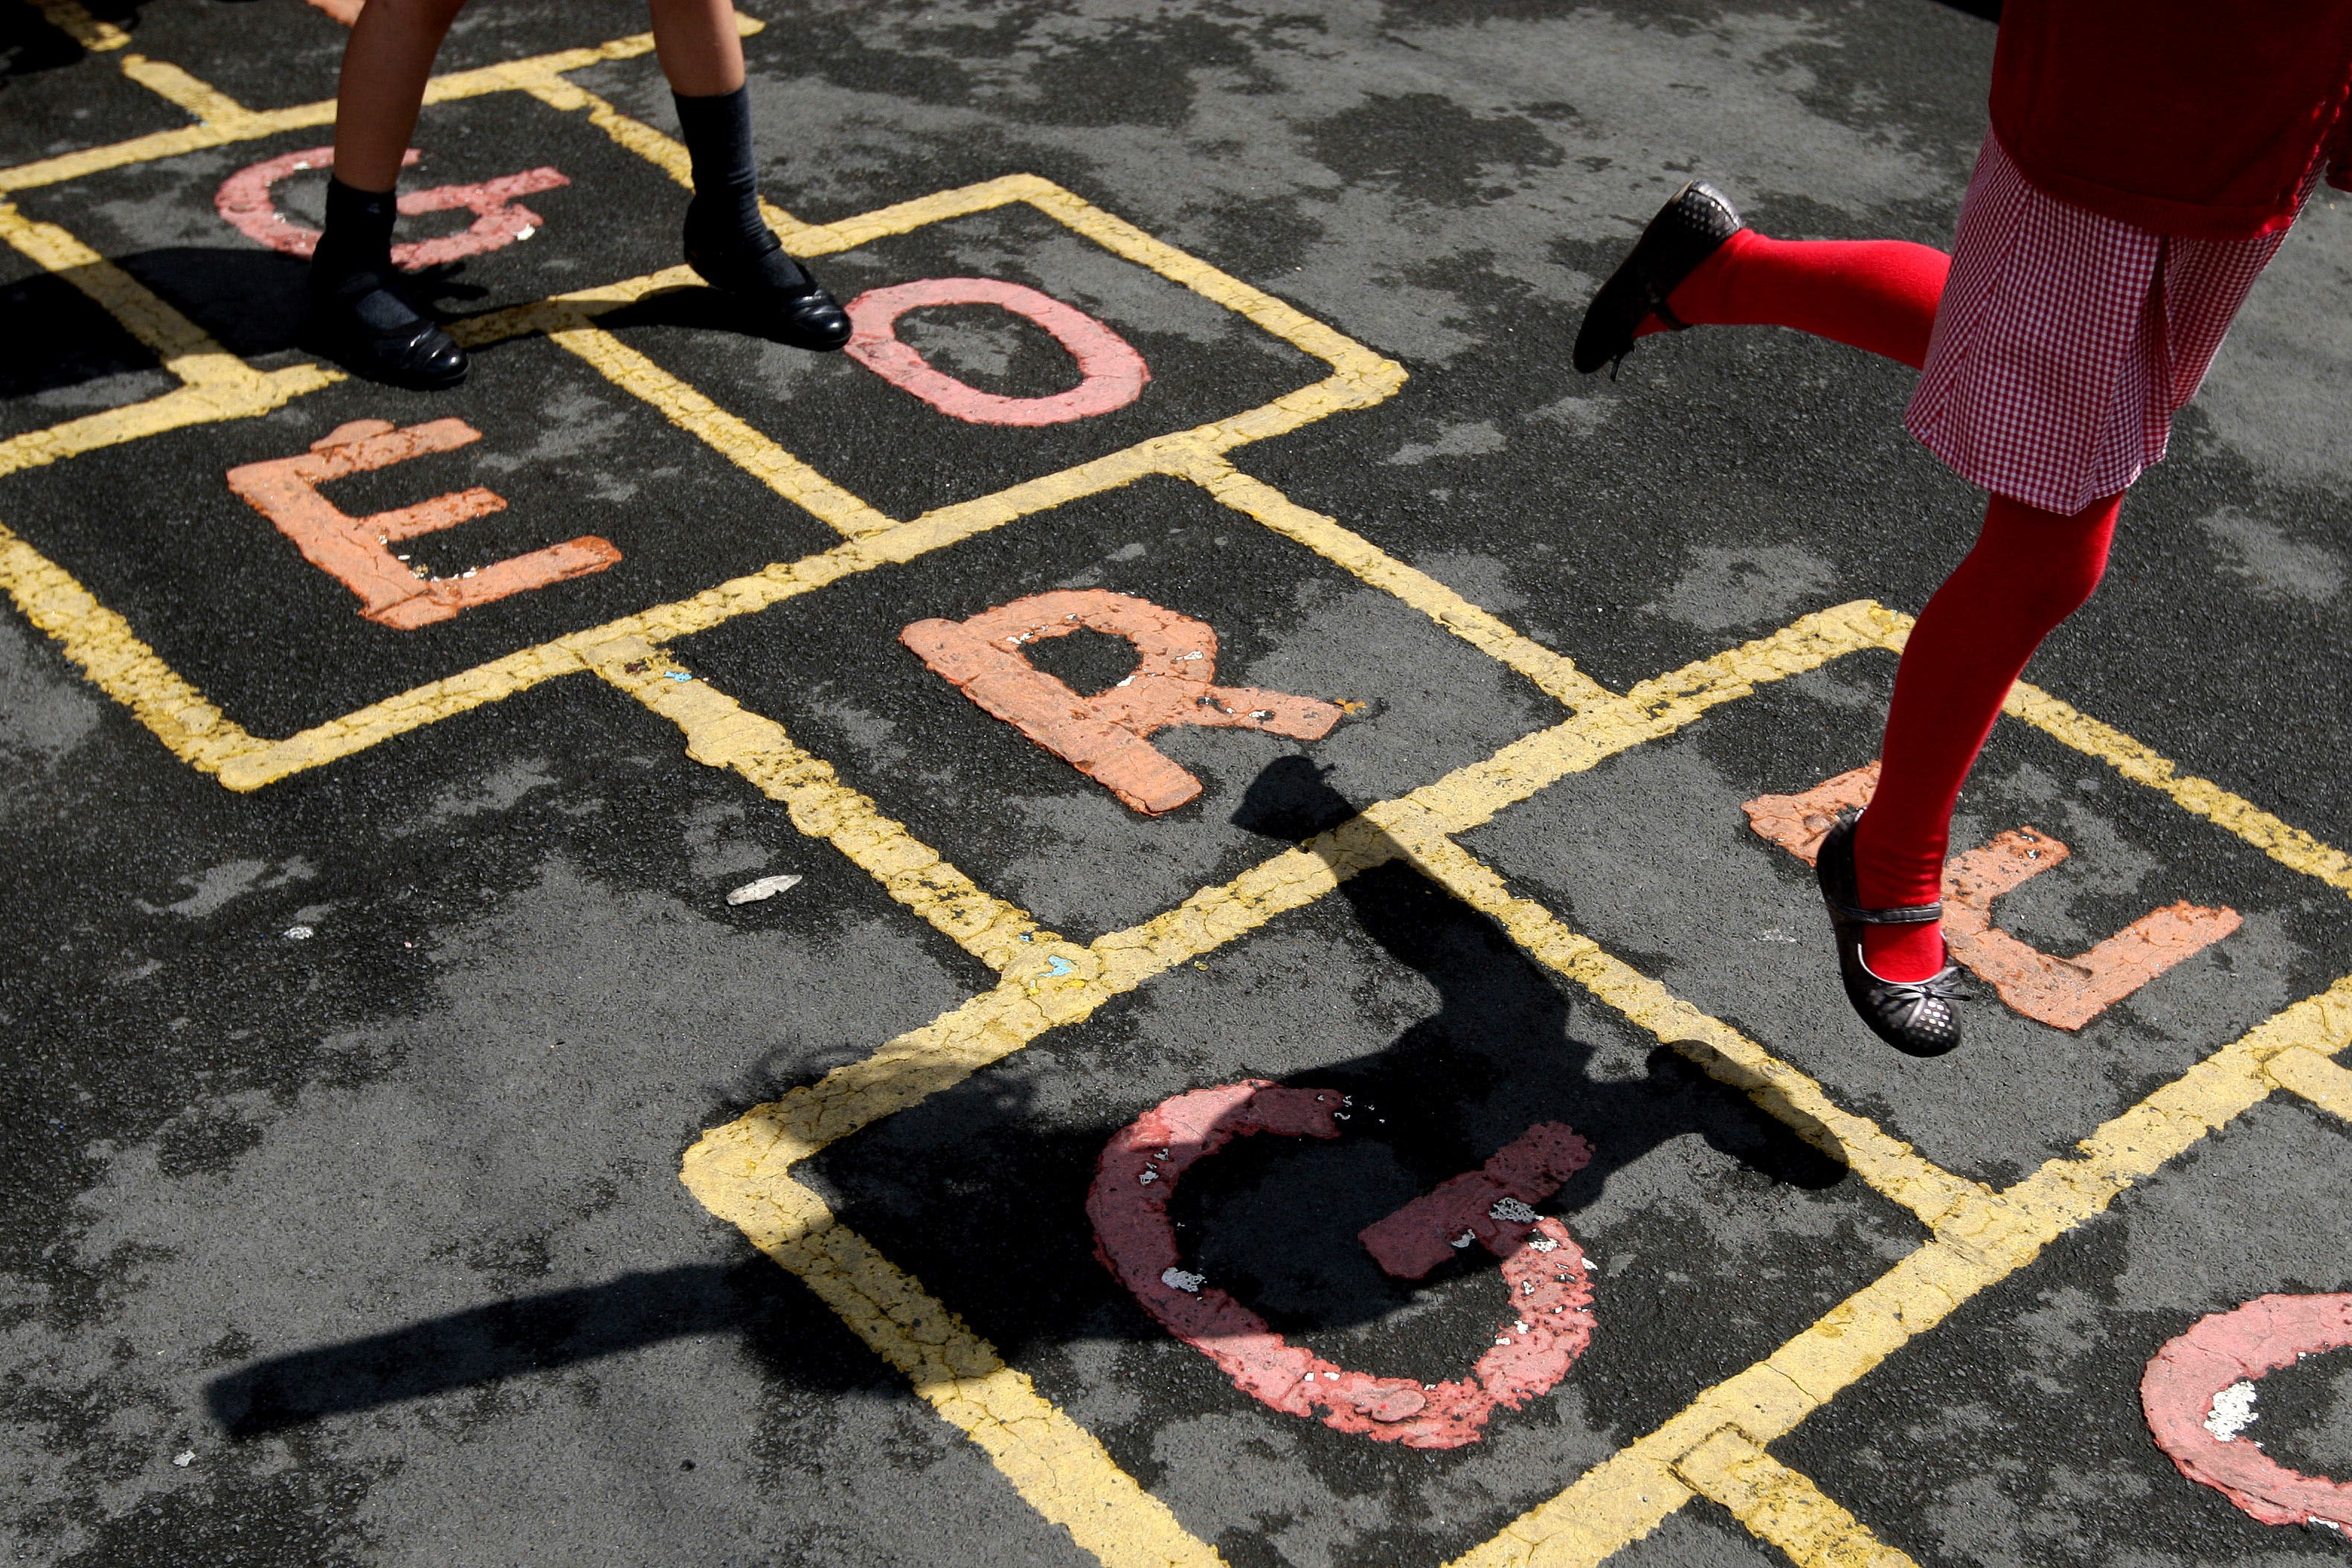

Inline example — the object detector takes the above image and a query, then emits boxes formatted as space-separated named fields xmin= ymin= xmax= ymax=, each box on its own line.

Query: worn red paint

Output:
xmin=844 ymin=277 xmax=1148 ymax=425
xmin=1087 ymin=1081 xmax=1596 ymax=1449
xmin=1742 ymin=762 xmax=2240 ymax=1030
xmin=216 ymin=147 xmax=568 ymax=267
xmin=2142 ymin=1293 xmax=2352 ymax=1531
xmin=225 ymin=418 xmax=620 ymax=629
xmin=900 ymin=589 xmax=1343 ymax=814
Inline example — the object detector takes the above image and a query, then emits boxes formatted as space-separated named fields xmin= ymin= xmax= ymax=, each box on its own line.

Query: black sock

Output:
xmin=312 ymin=177 xmax=398 ymax=292
xmin=673 ymin=86 xmax=780 ymax=258
xmin=307 ymin=176 xmax=431 ymax=332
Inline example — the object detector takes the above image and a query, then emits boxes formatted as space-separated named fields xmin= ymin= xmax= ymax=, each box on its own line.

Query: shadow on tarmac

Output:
xmin=205 ymin=1256 xmax=874 ymax=1438
xmin=207 ymin=756 xmax=1860 ymax=1437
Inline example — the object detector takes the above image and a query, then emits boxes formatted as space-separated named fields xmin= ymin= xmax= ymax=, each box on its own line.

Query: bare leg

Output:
xmin=330 ymin=0 xmax=468 ymax=193
xmin=649 ymin=0 xmax=745 ymax=97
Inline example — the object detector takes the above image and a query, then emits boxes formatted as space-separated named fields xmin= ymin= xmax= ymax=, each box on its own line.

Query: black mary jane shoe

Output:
xmin=1814 ymin=809 xmax=1970 ymax=1057
xmin=684 ymin=208 xmax=852 ymax=353
xmin=300 ymin=270 xmax=469 ymax=391
xmin=1571 ymin=179 xmax=1745 ymax=376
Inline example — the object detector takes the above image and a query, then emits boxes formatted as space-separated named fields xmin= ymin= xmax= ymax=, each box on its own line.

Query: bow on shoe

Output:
xmin=1866 ymin=967 xmax=1972 ymax=1033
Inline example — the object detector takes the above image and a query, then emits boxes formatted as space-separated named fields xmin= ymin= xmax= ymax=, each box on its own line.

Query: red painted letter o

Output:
xmin=842 ymin=277 xmax=1149 ymax=427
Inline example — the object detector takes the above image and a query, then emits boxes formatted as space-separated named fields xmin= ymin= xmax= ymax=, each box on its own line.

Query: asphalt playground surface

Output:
xmin=4 ymin=1 xmax=2351 ymax=1564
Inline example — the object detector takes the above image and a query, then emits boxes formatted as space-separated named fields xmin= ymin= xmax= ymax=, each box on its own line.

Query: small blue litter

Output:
xmin=663 ymin=671 xmax=693 ymax=683
xmin=1043 ymin=955 xmax=1076 ymax=978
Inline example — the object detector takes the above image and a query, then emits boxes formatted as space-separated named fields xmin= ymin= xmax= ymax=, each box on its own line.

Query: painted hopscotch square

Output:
xmin=596 ymin=193 xmax=1344 ymax=523
xmin=0 ymin=330 xmax=842 ymax=739
xmin=1458 ymin=646 xmax=2352 ymax=1191
xmin=1773 ymin=1090 xmax=2352 ymax=1568
xmin=667 ymin=473 xmax=1561 ymax=943
xmin=10 ymin=89 xmax=697 ymax=366
xmin=788 ymin=858 xmax=1929 ymax=1567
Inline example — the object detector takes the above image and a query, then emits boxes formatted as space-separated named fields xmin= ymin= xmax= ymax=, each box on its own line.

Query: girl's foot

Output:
xmin=301 ymin=177 xmax=468 ymax=390
xmin=681 ymin=201 xmax=852 ymax=353
xmin=672 ymin=86 xmax=851 ymax=353
xmin=1814 ymin=810 xmax=1969 ymax=1056
xmin=1571 ymin=180 xmax=1744 ymax=375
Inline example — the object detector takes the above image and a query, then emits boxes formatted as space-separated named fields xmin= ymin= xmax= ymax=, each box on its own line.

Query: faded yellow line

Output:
xmin=684 ymin=612 xmax=1889 ymax=1176
xmin=117 ymin=54 xmax=255 ymax=126
xmin=2264 ymin=1044 xmax=2352 ymax=1121
xmin=0 ymin=520 xmax=269 ymax=774
xmin=678 ymin=1158 xmax=1224 ymax=1567
xmin=2002 ymin=678 xmax=2352 ymax=899
xmin=1674 ymin=1430 xmax=1921 ymax=1568
xmin=0 ymin=31 xmax=663 ymax=193
xmin=206 ymin=437 xmax=1188 ymax=788
xmin=1397 ymin=600 xmax=1904 ymax=842
xmin=779 ymin=173 xmax=1406 ymax=418
xmin=29 ymin=0 xmax=127 ymax=50
xmin=1837 ymin=607 xmax=2352 ymax=902
xmin=5 ymin=167 xmax=1411 ymax=786
xmin=544 ymin=314 xmax=895 ymax=538
xmin=0 ymin=364 xmax=336 ymax=482
xmin=1184 ymin=454 xmax=1616 ymax=713
xmin=590 ymin=640 xmax=1051 ymax=970
xmin=0 ymin=200 xmax=250 ymax=376
xmin=1453 ymin=972 xmax=2352 ymax=1568
xmin=1407 ymin=837 xmax=1994 ymax=1235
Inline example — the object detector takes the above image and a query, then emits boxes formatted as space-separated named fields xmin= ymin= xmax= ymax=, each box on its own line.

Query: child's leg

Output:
xmin=1642 ymin=230 xmax=1951 ymax=370
xmin=654 ymin=0 xmax=849 ymax=352
xmin=650 ymin=0 xmax=745 ymax=95
xmin=330 ymin=0 xmax=466 ymax=193
xmin=1852 ymin=491 xmax=2122 ymax=980
xmin=303 ymin=0 xmax=470 ymax=388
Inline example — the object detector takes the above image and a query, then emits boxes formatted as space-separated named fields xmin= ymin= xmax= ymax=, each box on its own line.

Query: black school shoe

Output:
xmin=1813 ymin=810 xmax=1970 ymax=1056
xmin=1571 ymin=180 xmax=1744 ymax=376
xmin=299 ymin=269 xmax=469 ymax=391
xmin=684 ymin=200 xmax=852 ymax=353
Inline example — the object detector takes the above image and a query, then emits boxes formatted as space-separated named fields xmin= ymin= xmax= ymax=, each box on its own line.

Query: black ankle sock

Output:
xmin=673 ymin=86 xmax=778 ymax=257
xmin=306 ymin=176 xmax=434 ymax=334
xmin=312 ymin=177 xmax=399 ymax=289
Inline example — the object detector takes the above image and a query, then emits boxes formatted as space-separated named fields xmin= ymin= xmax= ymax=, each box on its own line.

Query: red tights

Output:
xmin=1650 ymin=228 xmax=2121 ymax=982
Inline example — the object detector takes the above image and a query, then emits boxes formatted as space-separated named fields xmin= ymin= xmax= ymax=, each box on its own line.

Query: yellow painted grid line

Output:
xmin=115 ymin=53 xmax=255 ymax=125
xmin=0 ymin=366 xmax=336 ymax=481
xmin=0 ymin=202 xmax=338 ymax=480
xmin=0 ymin=521 xmax=267 ymax=773
xmin=0 ymin=200 xmax=248 ymax=376
xmin=1184 ymin=454 xmax=1615 ymax=713
xmin=0 ymin=152 xmax=1412 ymax=786
xmin=1851 ymin=613 xmax=2352 ymax=902
xmin=28 ymin=0 xmax=126 ymax=51
xmin=1450 ymin=972 xmax=2352 ymax=1568
xmin=542 ymin=313 xmax=896 ymax=539
xmin=589 ymin=638 xmax=1054 ymax=971
xmin=680 ymin=1158 xmax=1225 ymax=1567
xmin=1673 ymin=1429 xmax=1921 ymax=1568
xmin=2263 ymin=1044 xmax=2352 ymax=1122
xmin=0 ymin=31 xmax=669 ymax=195
xmin=681 ymin=604 xmax=1889 ymax=1181
xmin=1405 ymin=836 xmax=1996 ymax=1235
xmin=2002 ymin=678 xmax=2352 ymax=899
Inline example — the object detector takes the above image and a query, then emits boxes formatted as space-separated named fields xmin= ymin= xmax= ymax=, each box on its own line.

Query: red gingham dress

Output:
xmin=1905 ymin=132 xmax=2309 ymax=516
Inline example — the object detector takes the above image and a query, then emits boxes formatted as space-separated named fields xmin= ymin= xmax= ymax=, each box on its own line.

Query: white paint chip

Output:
xmin=1160 ymin=1267 xmax=1204 ymax=1294
xmin=2206 ymin=1380 xmax=2260 ymax=1442
xmin=173 ymin=1450 xmax=194 ymax=1468
xmin=725 ymin=873 xmax=803 ymax=906
xmin=281 ymin=925 xmax=313 ymax=940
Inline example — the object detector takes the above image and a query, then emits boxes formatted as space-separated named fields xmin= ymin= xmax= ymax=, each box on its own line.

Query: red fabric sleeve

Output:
xmin=1990 ymin=0 xmax=2352 ymax=237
